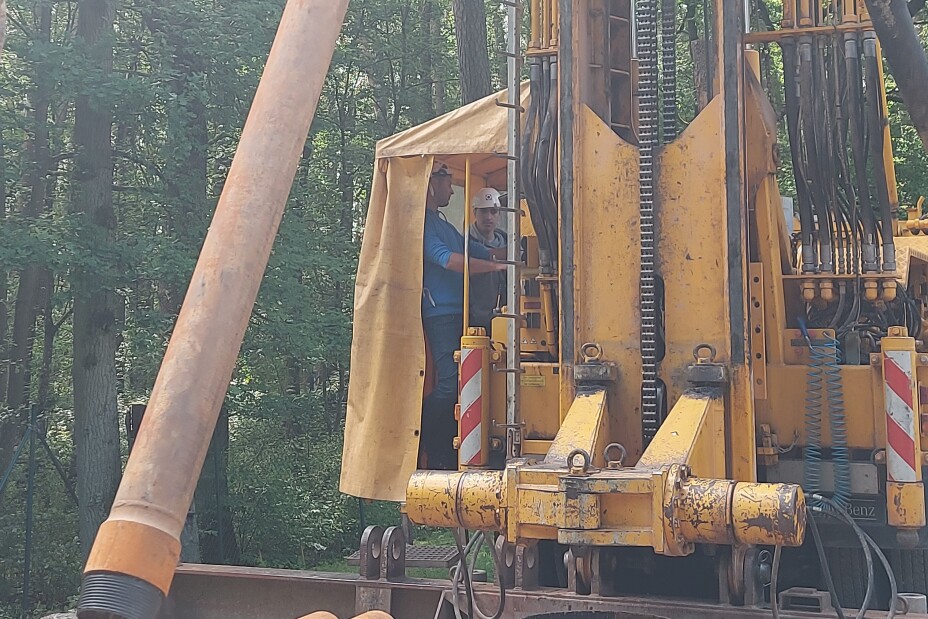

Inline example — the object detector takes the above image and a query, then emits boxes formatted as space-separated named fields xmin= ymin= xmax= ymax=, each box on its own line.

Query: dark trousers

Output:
xmin=422 ymin=313 xmax=463 ymax=470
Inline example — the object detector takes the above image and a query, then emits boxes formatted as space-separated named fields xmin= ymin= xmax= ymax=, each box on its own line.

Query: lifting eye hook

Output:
xmin=581 ymin=342 xmax=604 ymax=363
xmin=567 ymin=448 xmax=592 ymax=475
xmin=604 ymin=443 xmax=627 ymax=469
xmin=693 ymin=343 xmax=717 ymax=364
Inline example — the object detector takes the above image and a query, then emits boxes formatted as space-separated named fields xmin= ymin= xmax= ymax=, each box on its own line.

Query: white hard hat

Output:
xmin=472 ymin=187 xmax=501 ymax=209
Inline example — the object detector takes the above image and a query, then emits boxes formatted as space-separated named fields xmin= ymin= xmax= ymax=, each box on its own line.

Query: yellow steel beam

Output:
xmin=544 ymin=387 xmax=609 ymax=467
xmin=636 ymin=390 xmax=725 ymax=478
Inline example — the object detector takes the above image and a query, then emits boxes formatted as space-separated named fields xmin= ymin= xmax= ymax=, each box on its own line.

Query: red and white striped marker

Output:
xmin=884 ymin=350 xmax=919 ymax=482
xmin=458 ymin=347 xmax=483 ymax=466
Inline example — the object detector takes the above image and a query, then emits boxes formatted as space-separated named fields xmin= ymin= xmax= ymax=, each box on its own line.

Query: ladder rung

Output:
xmin=495 ymin=367 xmax=525 ymax=374
xmin=497 ymin=49 xmax=522 ymax=59
xmin=499 ymin=0 xmax=521 ymax=8
xmin=494 ymin=313 xmax=523 ymax=319
xmin=495 ymin=99 xmax=525 ymax=112
xmin=497 ymin=207 xmax=523 ymax=214
xmin=494 ymin=260 xmax=522 ymax=266
xmin=493 ymin=152 xmax=518 ymax=161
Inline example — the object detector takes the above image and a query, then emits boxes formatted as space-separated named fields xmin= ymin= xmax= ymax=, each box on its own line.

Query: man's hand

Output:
xmin=446 ymin=253 xmax=508 ymax=274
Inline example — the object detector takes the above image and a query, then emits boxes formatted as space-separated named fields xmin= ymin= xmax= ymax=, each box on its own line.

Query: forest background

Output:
xmin=0 ymin=0 xmax=927 ymax=616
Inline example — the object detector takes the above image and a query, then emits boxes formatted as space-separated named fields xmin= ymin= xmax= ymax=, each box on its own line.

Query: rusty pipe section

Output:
xmin=77 ymin=2 xmax=349 ymax=618
xmin=406 ymin=470 xmax=504 ymax=531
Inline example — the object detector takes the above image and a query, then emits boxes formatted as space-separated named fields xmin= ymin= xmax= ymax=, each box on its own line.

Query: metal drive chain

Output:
xmin=637 ymin=0 xmax=660 ymax=441
xmin=660 ymin=0 xmax=677 ymax=143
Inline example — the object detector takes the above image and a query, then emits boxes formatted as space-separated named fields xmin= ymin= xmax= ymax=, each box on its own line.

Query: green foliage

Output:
xmin=3 ymin=0 xmax=928 ymax=615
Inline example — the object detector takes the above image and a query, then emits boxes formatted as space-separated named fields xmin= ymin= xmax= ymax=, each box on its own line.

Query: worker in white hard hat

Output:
xmin=468 ymin=187 xmax=508 ymax=331
xmin=421 ymin=164 xmax=506 ymax=469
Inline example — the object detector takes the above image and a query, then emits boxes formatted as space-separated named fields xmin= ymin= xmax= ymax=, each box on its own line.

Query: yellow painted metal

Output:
xmin=463 ymin=157 xmax=472 ymax=332
xmin=782 ymin=0 xmax=796 ymax=27
xmin=408 ymin=387 xmax=805 ymax=554
xmin=798 ymin=0 xmax=813 ymax=25
xmin=490 ymin=362 xmax=559 ymax=442
xmin=405 ymin=469 xmax=503 ymax=530
xmin=749 ymin=265 xmax=768 ymax=400
xmin=675 ymin=478 xmax=736 ymax=545
xmin=731 ymin=482 xmax=806 ymax=546
xmin=530 ymin=0 xmax=541 ymax=49
xmin=745 ymin=49 xmax=760 ymax=80
xmin=888 ymin=482 xmax=927 ymax=529
xmin=460 ymin=332 xmax=491 ymax=467
xmin=637 ymin=391 xmax=725 ymax=478
xmin=550 ymin=0 xmax=559 ymax=47
xmin=875 ymin=40 xmax=900 ymax=211
xmin=760 ymin=364 xmax=884 ymax=450
xmin=655 ymin=99 xmax=731 ymax=409
xmin=572 ymin=104 xmax=642 ymax=459
xmin=544 ymin=388 xmax=610 ymax=467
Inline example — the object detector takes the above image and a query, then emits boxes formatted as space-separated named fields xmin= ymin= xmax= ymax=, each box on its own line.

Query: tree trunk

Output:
xmin=72 ymin=0 xmax=120 ymax=559
xmin=452 ymin=0 xmax=493 ymax=104
xmin=0 ymin=128 xmax=7 ymax=406
xmin=0 ymin=3 xmax=53 ymax=466
xmin=194 ymin=407 xmax=240 ymax=564
xmin=143 ymin=0 xmax=213 ymax=562
xmin=0 ymin=0 xmax=6 ymax=53
xmin=865 ymin=0 xmax=928 ymax=153
xmin=429 ymin=1 xmax=446 ymax=115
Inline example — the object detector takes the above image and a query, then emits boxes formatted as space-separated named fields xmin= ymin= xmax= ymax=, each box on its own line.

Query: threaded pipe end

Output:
xmin=77 ymin=572 xmax=164 ymax=619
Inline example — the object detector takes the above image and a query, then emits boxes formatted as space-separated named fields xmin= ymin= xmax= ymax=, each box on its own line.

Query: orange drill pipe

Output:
xmin=76 ymin=1 xmax=350 ymax=618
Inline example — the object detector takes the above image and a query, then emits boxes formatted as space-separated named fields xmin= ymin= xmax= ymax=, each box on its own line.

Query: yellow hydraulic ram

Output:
xmin=408 ymin=465 xmax=805 ymax=556
xmin=408 ymin=388 xmax=806 ymax=556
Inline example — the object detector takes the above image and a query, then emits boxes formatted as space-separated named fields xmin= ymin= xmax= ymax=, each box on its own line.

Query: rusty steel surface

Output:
xmin=83 ymin=0 xmax=351 ymax=602
xmin=159 ymin=564 xmax=925 ymax=619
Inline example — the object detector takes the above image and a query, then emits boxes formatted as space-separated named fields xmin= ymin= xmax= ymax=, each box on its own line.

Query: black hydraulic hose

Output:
xmin=782 ymin=38 xmax=817 ymax=272
xmin=804 ymin=38 xmax=836 ymax=273
xmin=543 ymin=59 xmax=559 ymax=269
xmin=832 ymin=36 xmax=864 ymax=274
xmin=808 ymin=512 xmax=850 ymax=619
xmin=521 ymin=57 xmax=548 ymax=266
xmin=814 ymin=37 xmax=845 ymax=273
xmin=534 ymin=56 xmax=559 ymax=274
xmin=844 ymin=33 xmax=880 ymax=272
xmin=862 ymin=33 xmax=896 ymax=272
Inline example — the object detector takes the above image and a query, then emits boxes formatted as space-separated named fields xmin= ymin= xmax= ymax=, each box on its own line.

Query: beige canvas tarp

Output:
xmin=340 ymin=84 xmax=527 ymax=501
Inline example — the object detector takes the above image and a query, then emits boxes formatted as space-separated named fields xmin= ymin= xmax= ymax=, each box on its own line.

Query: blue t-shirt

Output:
xmin=423 ymin=209 xmax=490 ymax=318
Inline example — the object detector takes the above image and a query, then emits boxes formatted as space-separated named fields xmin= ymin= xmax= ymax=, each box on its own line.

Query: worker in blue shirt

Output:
xmin=422 ymin=161 xmax=506 ymax=469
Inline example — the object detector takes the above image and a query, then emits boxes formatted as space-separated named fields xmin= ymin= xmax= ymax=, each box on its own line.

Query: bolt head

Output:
xmin=875 ymin=449 xmax=887 ymax=464
xmin=920 ymin=355 xmax=928 ymax=366
xmin=871 ymin=354 xmax=882 ymax=366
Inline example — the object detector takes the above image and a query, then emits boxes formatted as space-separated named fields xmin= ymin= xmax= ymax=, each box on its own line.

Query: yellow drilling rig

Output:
xmin=74 ymin=0 xmax=928 ymax=618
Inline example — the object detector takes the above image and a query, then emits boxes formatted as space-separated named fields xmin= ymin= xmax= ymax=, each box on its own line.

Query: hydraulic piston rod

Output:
xmin=407 ymin=468 xmax=805 ymax=553
xmin=77 ymin=2 xmax=349 ymax=618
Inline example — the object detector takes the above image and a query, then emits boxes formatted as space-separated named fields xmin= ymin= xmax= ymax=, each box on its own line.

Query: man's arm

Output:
xmin=446 ymin=253 xmax=506 ymax=274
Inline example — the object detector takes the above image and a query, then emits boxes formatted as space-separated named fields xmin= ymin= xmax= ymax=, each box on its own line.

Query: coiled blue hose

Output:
xmin=823 ymin=332 xmax=852 ymax=510
xmin=803 ymin=319 xmax=824 ymax=494
xmin=799 ymin=320 xmax=852 ymax=508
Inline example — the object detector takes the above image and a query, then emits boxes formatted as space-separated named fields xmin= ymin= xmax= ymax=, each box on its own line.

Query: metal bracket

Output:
xmin=574 ymin=362 xmax=618 ymax=384
xmin=358 ymin=525 xmax=385 ymax=580
xmin=685 ymin=363 xmax=729 ymax=386
xmin=515 ymin=543 xmax=539 ymax=590
xmin=686 ymin=344 xmax=729 ymax=385
xmin=380 ymin=526 xmax=406 ymax=580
